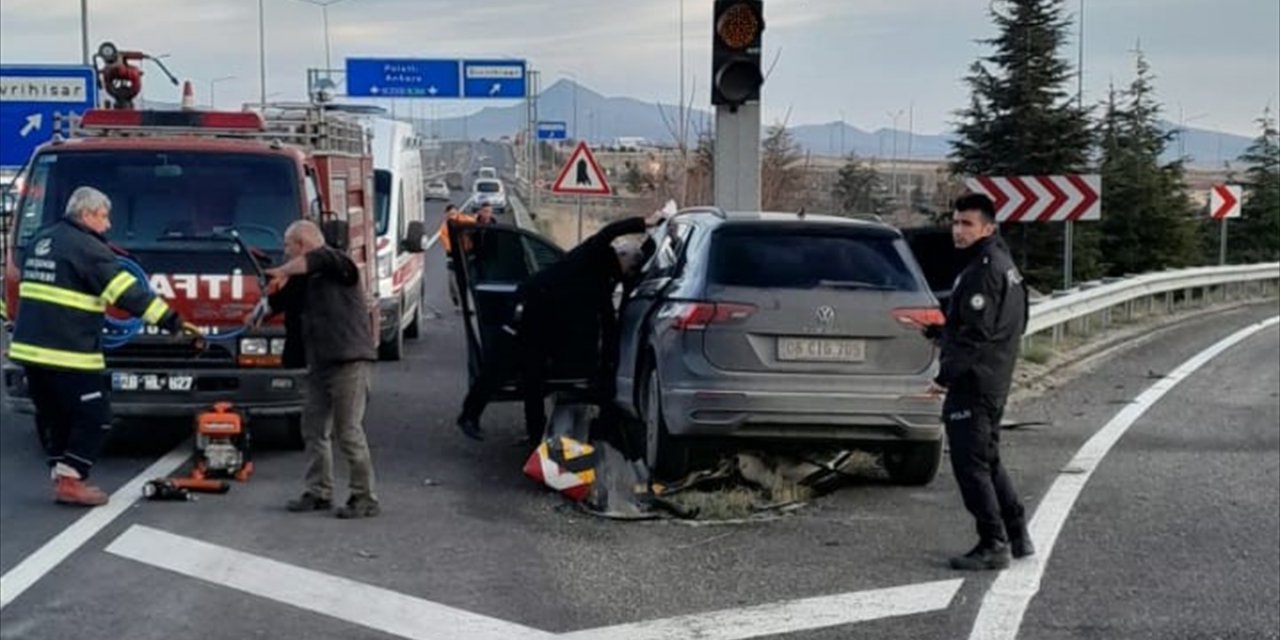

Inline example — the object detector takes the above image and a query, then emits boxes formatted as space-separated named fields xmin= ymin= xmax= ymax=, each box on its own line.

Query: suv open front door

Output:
xmin=448 ymin=222 xmax=565 ymax=401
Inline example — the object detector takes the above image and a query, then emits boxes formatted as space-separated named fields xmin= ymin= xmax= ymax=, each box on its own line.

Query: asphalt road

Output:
xmin=2 ymin=145 xmax=1277 ymax=639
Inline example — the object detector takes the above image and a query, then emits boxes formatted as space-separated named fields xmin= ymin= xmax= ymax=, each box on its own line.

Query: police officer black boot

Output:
xmin=949 ymin=539 xmax=1011 ymax=571
xmin=1006 ymin=522 xmax=1035 ymax=559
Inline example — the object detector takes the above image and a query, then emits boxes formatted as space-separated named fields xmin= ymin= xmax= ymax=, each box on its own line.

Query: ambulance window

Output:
xmin=396 ymin=180 xmax=407 ymax=239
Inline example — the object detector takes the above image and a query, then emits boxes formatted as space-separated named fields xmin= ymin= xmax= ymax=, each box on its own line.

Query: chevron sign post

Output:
xmin=964 ymin=174 xmax=1102 ymax=289
xmin=963 ymin=175 xmax=1102 ymax=222
xmin=1210 ymin=184 xmax=1243 ymax=265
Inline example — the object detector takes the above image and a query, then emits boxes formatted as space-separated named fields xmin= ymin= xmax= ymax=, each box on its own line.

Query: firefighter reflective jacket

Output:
xmin=10 ymin=218 xmax=182 ymax=371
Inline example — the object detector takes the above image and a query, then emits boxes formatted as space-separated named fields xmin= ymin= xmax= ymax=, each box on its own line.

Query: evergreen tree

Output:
xmin=1097 ymin=52 xmax=1200 ymax=275
xmin=832 ymin=154 xmax=888 ymax=215
xmin=1228 ymin=111 xmax=1280 ymax=262
xmin=950 ymin=0 xmax=1096 ymax=289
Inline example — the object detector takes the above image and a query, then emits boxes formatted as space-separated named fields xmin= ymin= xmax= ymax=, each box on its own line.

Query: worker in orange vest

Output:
xmin=440 ymin=203 xmax=495 ymax=307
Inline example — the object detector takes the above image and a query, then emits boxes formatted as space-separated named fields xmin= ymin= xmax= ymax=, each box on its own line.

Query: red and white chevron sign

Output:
xmin=1209 ymin=184 xmax=1242 ymax=220
xmin=963 ymin=175 xmax=1102 ymax=222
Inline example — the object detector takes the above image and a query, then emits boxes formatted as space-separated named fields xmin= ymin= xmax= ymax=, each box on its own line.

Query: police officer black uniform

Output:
xmin=929 ymin=193 xmax=1033 ymax=571
xmin=10 ymin=186 xmax=190 ymax=507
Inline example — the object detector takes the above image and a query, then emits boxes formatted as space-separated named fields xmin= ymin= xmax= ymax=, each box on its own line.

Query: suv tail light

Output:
xmin=664 ymin=302 xmax=757 ymax=331
xmin=892 ymin=307 xmax=946 ymax=329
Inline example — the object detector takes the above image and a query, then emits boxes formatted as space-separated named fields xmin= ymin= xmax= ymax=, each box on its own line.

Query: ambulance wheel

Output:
xmin=285 ymin=416 xmax=305 ymax=451
xmin=640 ymin=360 xmax=689 ymax=482
xmin=378 ymin=323 xmax=405 ymax=361
xmin=405 ymin=302 xmax=422 ymax=340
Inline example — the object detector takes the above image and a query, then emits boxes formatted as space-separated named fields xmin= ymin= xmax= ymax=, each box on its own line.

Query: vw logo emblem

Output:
xmin=816 ymin=305 xmax=836 ymax=325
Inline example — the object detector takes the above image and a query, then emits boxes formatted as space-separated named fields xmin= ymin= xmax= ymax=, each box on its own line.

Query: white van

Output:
xmin=367 ymin=118 xmax=428 ymax=360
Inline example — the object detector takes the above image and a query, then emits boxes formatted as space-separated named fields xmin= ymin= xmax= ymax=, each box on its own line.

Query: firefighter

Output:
xmin=455 ymin=211 xmax=662 ymax=443
xmin=439 ymin=203 xmax=494 ymax=308
xmin=925 ymin=193 xmax=1032 ymax=570
xmin=10 ymin=186 xmax=193 ymax=507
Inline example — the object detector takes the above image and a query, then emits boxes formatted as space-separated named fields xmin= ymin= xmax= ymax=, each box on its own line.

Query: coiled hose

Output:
xmin=102 ymin=256 xmax=248 ymax=350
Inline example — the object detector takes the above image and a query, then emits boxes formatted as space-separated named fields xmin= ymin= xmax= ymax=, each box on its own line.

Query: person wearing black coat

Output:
xmin=456 ymin=211 xmax=663 ymax=442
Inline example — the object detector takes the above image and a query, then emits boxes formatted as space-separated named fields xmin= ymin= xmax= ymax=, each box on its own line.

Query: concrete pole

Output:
xmin=713 ymin=103 xmax=761 ymax=211
xmin=80 ymin=0 xmax=90 ymax=65
xmin=258 ymin=0 xmax=267 ymax=109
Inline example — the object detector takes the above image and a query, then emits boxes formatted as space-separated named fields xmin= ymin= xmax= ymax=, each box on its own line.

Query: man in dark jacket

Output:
xmin=264 ymin=220 xmax=380 ymax=519
xmin=455 ymin=211 xmax=662 ymax=442
xmin=11 ymin=186 xmax=192 ymax=506
xmin=927 ymin=193 xmax=1032 ymax=571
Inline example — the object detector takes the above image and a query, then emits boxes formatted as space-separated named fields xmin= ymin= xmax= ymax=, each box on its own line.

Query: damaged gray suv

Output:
xmin=448 ymin=208 xmax=946 ymax=485
xmin=614 ymin=208 xmax=946 ymax=483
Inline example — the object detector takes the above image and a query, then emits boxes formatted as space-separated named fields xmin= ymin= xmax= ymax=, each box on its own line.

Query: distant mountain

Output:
xmin=148 ymin=82 xmax=1256 ymax=169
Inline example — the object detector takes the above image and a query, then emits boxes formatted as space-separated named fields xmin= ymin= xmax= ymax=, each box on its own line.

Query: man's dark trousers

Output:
xmin=26 ymin=366 xmax=112 ymax=478
xmin=944 ymin=391 xmax=1025 ymax=544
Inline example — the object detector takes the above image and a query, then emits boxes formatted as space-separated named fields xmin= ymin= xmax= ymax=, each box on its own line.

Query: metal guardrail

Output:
xmin=1026 ymin=262 xmax=1280 ymax=342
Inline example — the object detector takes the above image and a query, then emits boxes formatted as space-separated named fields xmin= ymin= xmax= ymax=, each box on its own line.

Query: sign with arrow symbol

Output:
xmin=963 ymin=175 xmax=1102 ymax=222
xmin=1209 ymin=184 xmax=1241 ymax=219
xmin=0 ymin=64 xmax=98 ymax=168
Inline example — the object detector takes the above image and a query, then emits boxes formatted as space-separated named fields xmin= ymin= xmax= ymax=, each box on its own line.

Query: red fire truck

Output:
xmin=1 ymin=91 xmax=401 ymax=443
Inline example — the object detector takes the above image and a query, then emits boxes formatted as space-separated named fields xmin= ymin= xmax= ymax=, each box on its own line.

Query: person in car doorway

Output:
xmin=455 ymin=211 xmax=663 ymax=443
xmin=925 ymin=193 xmax=1032 ymax=571
xmin=10 ymin=186 xmax=195 ymax=507
xmin=439 ymin=203 xmax=495 ymax=308
xmin=264 ymin=220 xmax=381 ymax=519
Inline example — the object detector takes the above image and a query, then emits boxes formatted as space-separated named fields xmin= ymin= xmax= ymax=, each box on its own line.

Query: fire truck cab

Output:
xmin=1 ymin=103 xmax=396 ymax=441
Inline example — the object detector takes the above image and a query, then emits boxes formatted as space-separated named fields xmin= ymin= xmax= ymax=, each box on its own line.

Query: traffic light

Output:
xmin=711 ymin=0 xmax=765 ymax=109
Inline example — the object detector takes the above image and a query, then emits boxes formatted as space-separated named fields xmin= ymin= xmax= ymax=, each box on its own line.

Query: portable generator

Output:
xmin=192 ymin=402 xmax=254 ymax=482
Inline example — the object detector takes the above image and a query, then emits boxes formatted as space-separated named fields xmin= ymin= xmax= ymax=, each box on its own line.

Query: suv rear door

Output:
xmin=697 ymin=221 xmax=940 ymax=377
xmin=448 ymin=222 xmax=564 ymax=399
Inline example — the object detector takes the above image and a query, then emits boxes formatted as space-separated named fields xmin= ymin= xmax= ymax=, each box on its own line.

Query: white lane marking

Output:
xmin=105 ymin=525 xmax=555 ymax=640
xmin=0 ymin=442 xmax=191 ymax=609
xmin=968 ymin=315 xmax=1280 ymax=640
xmin=105 ymin=524 xmax=961 ymax=639
xmin=558 ymin=578 xmax=964 ymax=640
xmin=423 ymin=229 xmax=441 ymax=252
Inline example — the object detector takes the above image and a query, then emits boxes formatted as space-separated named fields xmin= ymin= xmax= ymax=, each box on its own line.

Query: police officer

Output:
xmin=10 ymin=186 xmax=192 ymax=507
xmin=926 ymin=193 xmax=1033 ymax=570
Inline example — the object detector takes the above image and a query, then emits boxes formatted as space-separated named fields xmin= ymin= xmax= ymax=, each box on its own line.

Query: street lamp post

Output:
xmin=295 ymin=0 xmax=350 ymax=74
xmin=80 ymin=0 xmax=90 ymax=65
xmin=887 ymin=109 xmax=903 ymax=204
xmin=210 ymin=76 xmax=236 ymax=109
xmin=258 ymin=0 xmax=267 ymax=109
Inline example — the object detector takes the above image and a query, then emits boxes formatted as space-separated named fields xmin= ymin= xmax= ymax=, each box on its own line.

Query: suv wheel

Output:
xmin=882 ymin=440 xmax=943 ymax=486
xmin=640 ymin=362 xmax=689 ymax=481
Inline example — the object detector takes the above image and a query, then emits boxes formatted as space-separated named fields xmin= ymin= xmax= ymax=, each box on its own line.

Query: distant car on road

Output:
xmin=425 ymin=180 xmax=450 ymax=201
xmin=471 ymin=178 xmax=507 ymax=211
xmin=476 ymin=166 xmax=498 ymax=180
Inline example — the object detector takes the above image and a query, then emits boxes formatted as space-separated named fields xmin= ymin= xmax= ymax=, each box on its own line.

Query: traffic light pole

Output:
xmin=713 ymin=103 xmax=761 ymax=211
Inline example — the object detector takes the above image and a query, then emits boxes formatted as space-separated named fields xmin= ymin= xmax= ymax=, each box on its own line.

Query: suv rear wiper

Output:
xmin=816 ymin=279 xmax=897 ymax=291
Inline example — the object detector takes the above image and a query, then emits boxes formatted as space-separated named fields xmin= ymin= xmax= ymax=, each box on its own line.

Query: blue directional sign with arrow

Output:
xmin=345 ymin=58 xmax=461 ymax=98
xmin=462 ymin=60 xmax=526 ymax=99
xmin=537 ymin=121 xmax=567 ymax=140
xmin=0 ymin=64 xmax=98 ymax=169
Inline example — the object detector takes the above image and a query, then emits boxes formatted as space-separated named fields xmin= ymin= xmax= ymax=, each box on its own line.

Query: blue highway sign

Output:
xmin=537 ymin=121 xmax=567 ymax=140
xmin=345 ymin=58 xmax=461 ymax=98
xmin=462 ymin=60 xmax=526 ymax=99
xmin=0 ymin=64 xmax=98 ymax=168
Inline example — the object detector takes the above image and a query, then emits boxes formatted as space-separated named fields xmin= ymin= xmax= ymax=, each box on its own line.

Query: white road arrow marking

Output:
xmin=19 ymin=113 xmax=42 ymax=137
xmin=104 ymin=524 xmax=964 ymax=640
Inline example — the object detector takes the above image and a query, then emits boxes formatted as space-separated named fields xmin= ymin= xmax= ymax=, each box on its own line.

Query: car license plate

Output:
xmin=777 ymin=338 xmax=866 ymax=363
xmin=111 ymin=372 xmax=194 ymax=392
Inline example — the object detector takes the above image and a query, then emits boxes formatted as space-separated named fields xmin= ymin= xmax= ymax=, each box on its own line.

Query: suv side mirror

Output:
xmin=402 ymin=220 xmax=426 ymax=253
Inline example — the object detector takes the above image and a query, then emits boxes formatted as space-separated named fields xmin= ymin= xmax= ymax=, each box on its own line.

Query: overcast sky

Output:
xmin=1 ymin=0 xmax=1276 ymax=137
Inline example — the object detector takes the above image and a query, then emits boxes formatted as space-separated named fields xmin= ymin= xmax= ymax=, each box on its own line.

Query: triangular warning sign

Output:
xmin=551 ymin=142 xmax=611 ymax=196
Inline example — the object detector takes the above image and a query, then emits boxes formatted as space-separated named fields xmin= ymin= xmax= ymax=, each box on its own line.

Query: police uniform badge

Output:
xmin=969 ymin=293 xmax=986 ymax=311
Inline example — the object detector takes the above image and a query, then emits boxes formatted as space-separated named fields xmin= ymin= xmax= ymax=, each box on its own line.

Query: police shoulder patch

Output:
xmin=969 ymin=293 xmax=987 ymax=310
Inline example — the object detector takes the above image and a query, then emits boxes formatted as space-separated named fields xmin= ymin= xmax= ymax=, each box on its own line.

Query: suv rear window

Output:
xmin=708 ymin=226 xmax=922 ymax=291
